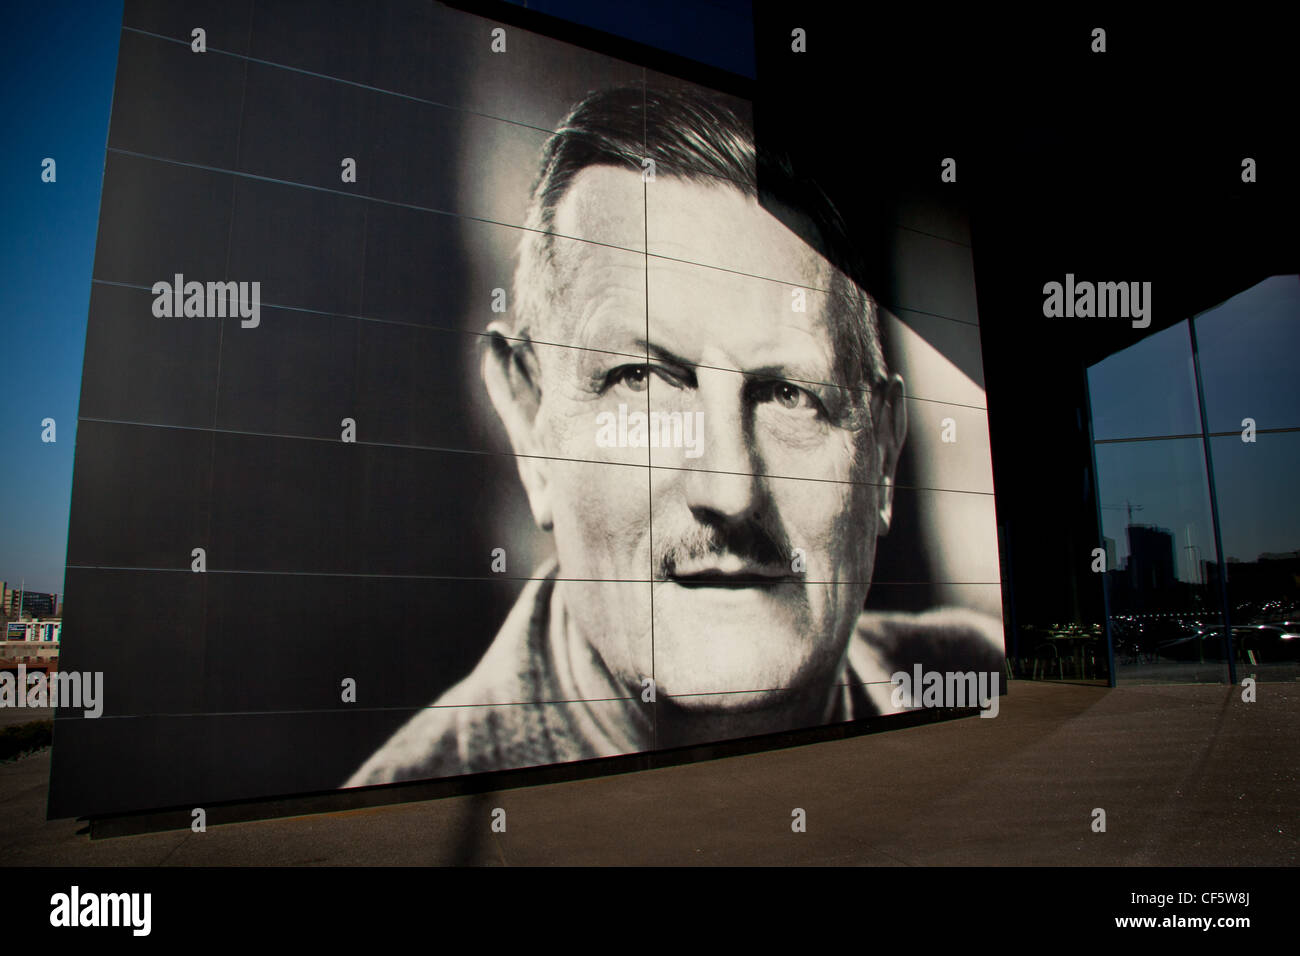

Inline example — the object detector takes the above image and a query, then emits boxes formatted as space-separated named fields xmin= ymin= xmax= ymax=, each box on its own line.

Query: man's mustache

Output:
xmin=654 ymin=515 xmax=792 ymax=579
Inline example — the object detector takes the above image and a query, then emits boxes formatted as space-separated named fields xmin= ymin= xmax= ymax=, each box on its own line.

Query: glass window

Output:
xmin=1195 ymin=275 xmax=1300 ymax=435
xmin=1087 ymin=320 xmax=1202 ymax=442
xmin=1087 ymin=275 xmax=1300 ymax=683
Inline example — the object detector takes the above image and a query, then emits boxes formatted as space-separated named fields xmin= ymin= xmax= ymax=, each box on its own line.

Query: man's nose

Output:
xmin=681 ymin=370 xmax=761 ymax=520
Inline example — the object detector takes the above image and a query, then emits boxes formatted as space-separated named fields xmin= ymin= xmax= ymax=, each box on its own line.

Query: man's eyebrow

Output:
xmin=633 ymin=338 xmax=834 ymax=391
xmin=633 ymin=339 xmax=695 ymax=371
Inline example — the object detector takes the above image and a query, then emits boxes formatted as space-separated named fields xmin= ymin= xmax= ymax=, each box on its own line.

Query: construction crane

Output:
xmin=1102 ymin=500 xmax=1145 ymax=525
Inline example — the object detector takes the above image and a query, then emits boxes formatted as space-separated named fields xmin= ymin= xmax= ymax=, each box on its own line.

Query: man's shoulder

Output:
xmin=344 ymin=572 xmax=559 ymax=788
xmin=844 ymin=605 xmax=1005 ymax=715
xmin=852 ymin=605 xmax=1006 ymax=674
xmin=343 ymin=684 xmax=558 ymax=787
xmin=343 ymin=705 xmax=471 ymax=787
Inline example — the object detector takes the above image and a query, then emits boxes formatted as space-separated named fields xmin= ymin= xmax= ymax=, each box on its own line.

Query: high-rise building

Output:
xmin=23 ymin=591 xmax=57 ymax=617
xmin=0 ymin=585 xmax=58 ymax=619
xmin=1128 ymin=525 xmax=1177 ymax=591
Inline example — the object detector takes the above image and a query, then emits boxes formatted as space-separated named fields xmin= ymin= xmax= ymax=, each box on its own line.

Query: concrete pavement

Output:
xmin=0 ymin=681 xmax=1295 ymax=865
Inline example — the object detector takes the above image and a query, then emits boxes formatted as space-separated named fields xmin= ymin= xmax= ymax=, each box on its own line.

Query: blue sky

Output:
xmin=0 ymin=1 xmax=123 ymax=596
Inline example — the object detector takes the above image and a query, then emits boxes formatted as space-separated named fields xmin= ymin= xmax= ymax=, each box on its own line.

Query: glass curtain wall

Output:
xmin=1087 ymin=276 xmax=1300 ymax=684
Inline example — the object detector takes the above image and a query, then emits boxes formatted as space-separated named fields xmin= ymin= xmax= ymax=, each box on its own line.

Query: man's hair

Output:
xmin=511 ymin=85 xmax=888 ymax=393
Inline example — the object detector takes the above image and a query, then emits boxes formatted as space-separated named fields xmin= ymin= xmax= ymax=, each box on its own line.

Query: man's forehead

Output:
xmin=551 ymin=165 xmax=646 ymax=250
xmin=552 ymin=165 xmax=836 ymax=288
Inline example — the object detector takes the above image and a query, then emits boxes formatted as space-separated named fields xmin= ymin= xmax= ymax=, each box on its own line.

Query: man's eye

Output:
xmin=607 ymin=365 xmax=651 ymax=392
xmin=607 ymin=364 xmax=689 ymax=393
xmin=754 ymin=380 xmax=821 ymax=413
xmin=772 ymin=383 xmax=805 ymax=409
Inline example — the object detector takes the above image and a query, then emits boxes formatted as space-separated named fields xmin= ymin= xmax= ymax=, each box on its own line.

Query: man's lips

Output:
xmin=667 ymin=565 xmax=790 ymax=588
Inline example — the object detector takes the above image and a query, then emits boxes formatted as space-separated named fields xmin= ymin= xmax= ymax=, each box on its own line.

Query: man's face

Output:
xmin=500 ymin=166 xmax=905 ymax=710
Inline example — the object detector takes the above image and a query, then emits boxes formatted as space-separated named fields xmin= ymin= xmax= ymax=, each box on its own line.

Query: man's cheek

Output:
xmin=836 ymin=426 xmax=876 ymax=485
xmin=540 ymin=400 xmax=589 ymax=455
xmin=560 ymin=468 xmax=648 ymax=557
xmin=807 ymin=438 xmax=870 ymax=491
xmin=824 ymin=522 xmax=873 ymax=588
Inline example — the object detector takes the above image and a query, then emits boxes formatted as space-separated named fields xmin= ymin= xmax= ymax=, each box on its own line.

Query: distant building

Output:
xmin=0 ymin=584 xmax=58 ymax=619
xmin=22 ymin=591 xmax=57 ymax=618
xmin=1206 ymin=552 xmax=1300 ymax=605
xmin=1128 ymin=525 xmax=1177 ymax=591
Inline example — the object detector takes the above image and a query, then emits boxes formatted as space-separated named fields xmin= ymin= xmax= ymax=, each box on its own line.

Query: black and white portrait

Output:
xmin=346 ymin=84 xmax=1004 ymax=785
xmin=53 ymin=0 xmax=1003 ymax=817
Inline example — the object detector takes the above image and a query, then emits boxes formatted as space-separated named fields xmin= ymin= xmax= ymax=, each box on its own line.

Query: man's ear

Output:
xmin=873 ymin=373 xmax=907 ymax=535
xmin=482 ymin=320 xmax=553 ymax=531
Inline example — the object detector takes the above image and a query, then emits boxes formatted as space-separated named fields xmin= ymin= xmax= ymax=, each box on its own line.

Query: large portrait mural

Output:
xmin=50 ymin=0 xmax=1003 ymax=818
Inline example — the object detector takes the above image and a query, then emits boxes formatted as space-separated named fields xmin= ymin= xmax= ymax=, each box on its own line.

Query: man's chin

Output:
xmin=649 ymin=585 xmax=823 ymax=701
xmin=651 ymin=680 xmax=823 ymax=747
xmin=656 ymin=683 xmax=798 ymax=713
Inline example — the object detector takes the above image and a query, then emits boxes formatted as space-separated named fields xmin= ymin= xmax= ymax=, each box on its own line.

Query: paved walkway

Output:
xmin=0 ymin=682 xmax=1295 ymax=865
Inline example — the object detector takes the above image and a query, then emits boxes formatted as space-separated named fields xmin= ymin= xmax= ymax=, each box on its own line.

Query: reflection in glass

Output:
xmin=1208 ymin=434 xmax=1300 ymax=679
xmin=1198 ymin=277 xmax=1300 ymax=682
xmin=1087 ymin=319 xmax=1201 ymax=442
xmin=1092 ymin=439 xmax=1228 ymax=683
xmin=1086 ymin=275 xmax=1300 ymax=683
xmin=1194 ymin=275 xmax=1300 ymax=435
